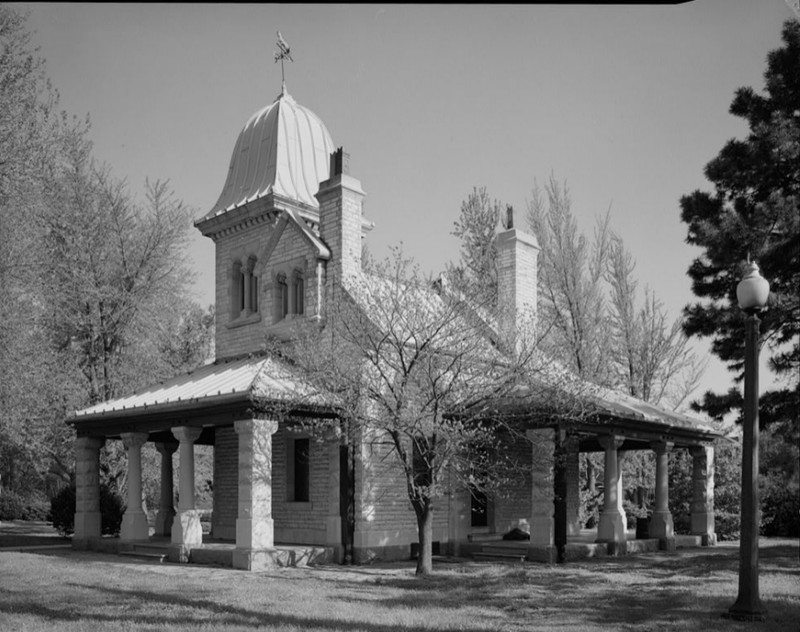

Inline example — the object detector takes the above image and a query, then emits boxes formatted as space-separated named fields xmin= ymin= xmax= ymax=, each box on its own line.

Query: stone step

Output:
xmin=481 ymin=545 xmax=527 ymax=556
xmin=119 ymin=550 xmax=168 ymax=562
xmin=472 ymin=551 xmax=527 ymax=563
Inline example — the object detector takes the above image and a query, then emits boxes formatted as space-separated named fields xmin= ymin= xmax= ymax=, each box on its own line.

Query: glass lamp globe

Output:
xmin=736 ymin=261 xmax=770 ymax=312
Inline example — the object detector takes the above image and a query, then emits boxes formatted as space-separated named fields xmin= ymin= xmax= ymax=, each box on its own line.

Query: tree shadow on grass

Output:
xmin=0 ymin=581 xmax=500 ymax=632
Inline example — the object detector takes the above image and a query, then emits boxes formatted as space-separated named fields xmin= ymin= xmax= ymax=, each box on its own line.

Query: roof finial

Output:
xmin=274 ymin=31 xmax=293 ymax=95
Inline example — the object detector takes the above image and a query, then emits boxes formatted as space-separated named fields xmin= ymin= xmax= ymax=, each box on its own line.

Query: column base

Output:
xmin=154 ymin=507 xmax=176 ymax=537
xmin=171 ymin=509 xmax=203 ymax=545
xmin=74 ymin=511 xmax=102 ymax=540
xmin=649 ymin=510 xmax=674 ymax=539
xmin=233 ymin=547 xmax=279 ymax=571
xmin=659 ymin=537 xmax=676 ymax=552
xmin=596 ymin=510 xmax=626 ymax=544
xmin=236 ymin=516 xmax=274 ymax=549
xmin=527 ymin=544 xmax=557 ymax=563
xmin=529 ymin=515 xmax=554 ymax=546
xmin=121 ymin=511 xmax=150 ymax=541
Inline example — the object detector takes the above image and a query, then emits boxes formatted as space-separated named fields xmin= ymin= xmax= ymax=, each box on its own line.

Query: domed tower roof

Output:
xmin=202 ymin=89 xmax=335 ymax=220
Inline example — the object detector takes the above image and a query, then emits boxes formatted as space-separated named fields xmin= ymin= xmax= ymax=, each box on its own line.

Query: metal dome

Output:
xmin=205 ymin=89 xmax=335 ymax=218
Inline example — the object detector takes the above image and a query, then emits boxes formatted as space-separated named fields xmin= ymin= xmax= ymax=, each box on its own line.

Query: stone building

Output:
xmin=68 ymin=85 xmax=719 ymax=569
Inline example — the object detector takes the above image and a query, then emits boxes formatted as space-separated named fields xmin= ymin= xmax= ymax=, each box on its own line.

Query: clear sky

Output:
xmin=18 ymin=2 xmax=795 ymax=399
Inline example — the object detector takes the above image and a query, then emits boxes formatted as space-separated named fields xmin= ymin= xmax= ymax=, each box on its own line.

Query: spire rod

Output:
xmin=274 ymin=31 xmax=293 ymax=94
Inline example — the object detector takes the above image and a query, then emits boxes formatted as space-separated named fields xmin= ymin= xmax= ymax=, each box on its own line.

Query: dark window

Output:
xmin=293 ymin=438 xmax=310 ymax=502
xmin=276 ymin=275 xmax=288 ymax=321
xmin=471 ymin=488 xmax=489 ymax=527
xmin=250 ymin=274 xmax=259 ymax=313
xmin=294 ymin=275 xmax=304 ymax=315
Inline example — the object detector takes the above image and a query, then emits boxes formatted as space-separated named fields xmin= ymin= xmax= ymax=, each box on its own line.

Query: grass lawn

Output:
xmin=0 ymin=532 xmax=797 ymax=632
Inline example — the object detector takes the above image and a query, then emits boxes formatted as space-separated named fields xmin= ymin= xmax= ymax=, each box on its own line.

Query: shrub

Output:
xmin=760 ymin=480 xmax=800 ymax=537
xmin=49 ymin=485 xmax=125 ymax=537
xmin=0 ymin=491 xmax=25 ymax=520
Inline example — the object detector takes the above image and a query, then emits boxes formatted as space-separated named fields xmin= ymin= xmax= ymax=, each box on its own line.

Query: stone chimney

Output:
xmin=496 ymin=206 xmax=539 ymax=347
xmin=316 ymin=148 xmax=366 ymax=287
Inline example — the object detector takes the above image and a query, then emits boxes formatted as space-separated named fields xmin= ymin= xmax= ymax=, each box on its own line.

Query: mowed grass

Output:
xmin=0 ymin=539 xmax=797 ymax=632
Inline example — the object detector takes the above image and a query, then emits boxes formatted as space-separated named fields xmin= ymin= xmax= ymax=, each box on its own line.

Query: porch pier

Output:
xmin=526 ymin=428 xmax=556 ymax=563
xmin=170 ymin=426 xmax=203 ymax=559
xmin=597 ymin=434 xmax=626 ymax=549
xmin=233 ymin=418 xmax=279 ymax=570
xmin=73 ymin=436 xmax=104 ymax=547
xmin=120 ymin=432 xmax=150 ymax=541
xmin=649 ymin=441 xmax=675 ymax=545
xmin=154 ymin=442 xmax=177 ymax=536
xmin=690 ymin=445 xmax=716 ymax=545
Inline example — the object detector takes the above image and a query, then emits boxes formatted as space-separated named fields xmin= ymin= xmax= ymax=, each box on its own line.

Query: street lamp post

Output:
xmin=726 ymin=261 xmax=770 ymax=622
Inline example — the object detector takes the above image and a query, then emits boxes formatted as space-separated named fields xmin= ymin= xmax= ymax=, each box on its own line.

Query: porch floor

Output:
xmin=469 ymin=528 xmax=707 ymax=563
xmin=110 ymin=535 xmax=335 ymax=568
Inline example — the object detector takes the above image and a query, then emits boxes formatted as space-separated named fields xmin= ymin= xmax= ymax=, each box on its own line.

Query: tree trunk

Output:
xmin=415 ymin=501 xmax=434 ymax=576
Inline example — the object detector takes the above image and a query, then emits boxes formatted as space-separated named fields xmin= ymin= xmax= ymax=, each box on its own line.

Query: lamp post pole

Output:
xmin=727 ymin=261 xmax=769 ymax=621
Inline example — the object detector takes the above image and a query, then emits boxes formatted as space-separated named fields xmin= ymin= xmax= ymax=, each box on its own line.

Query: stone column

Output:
xmin=526 ymin=428 xmax=555 ymax=563
xmin=154 ymin=442 xmax=178 ymax=537
xmin=170 ymin=426 xmax=203 ymax=550
xmin=120 ymin=432 xmax=150 ymax=541
xmin=597 ymin=435 xmax=627 ymax=548
xmin=233 ymin=418 xmax=279 ymax=571
xmin=690 ymin=445 xmax=716 ymax=545
xmin=74 ymin=436 xmax=104 ymax=547
xmin=324 ymin=429 xmax=343 ymax=562
xmin=565 ymin=438 xmax=581 ymax=537
xmin=650 ymin=441 xmax=674 ymax=543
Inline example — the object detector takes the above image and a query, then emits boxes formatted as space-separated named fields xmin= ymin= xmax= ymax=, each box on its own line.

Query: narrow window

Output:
xmin=294 ymin=274 xmax=304 ymax=315
xmin=292 ymin=438 xmax=310 ymax=502
xmin=232 ymin=260 xmax=243 ymax=318
xmin=250 ymin=273 xmax=259 ymax=313
xmin=247 ymin=256 xmax=258 ymax=314
xmin=275 ymin=274 xmax=288 ymax=322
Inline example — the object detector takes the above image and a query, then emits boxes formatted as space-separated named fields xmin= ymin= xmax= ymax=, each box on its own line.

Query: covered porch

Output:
xmin=453 ymin=382 xmax=721 ymax=563
xmin=68 ymin=353 xmax=340 ymax=570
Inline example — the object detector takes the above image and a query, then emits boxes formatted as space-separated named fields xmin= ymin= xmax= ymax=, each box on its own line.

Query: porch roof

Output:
xmin=68 ymin=353 xmax=334 ymax=437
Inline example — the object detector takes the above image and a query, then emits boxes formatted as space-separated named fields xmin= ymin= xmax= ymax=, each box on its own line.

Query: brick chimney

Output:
xmin=496 ymin=205 xmax=539 ymax=347
xmin=316 ymin=148 xmax=366 ymax=287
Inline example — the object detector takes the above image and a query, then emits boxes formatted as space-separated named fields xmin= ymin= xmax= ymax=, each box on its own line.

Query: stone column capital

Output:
xmin=650 ymin=440 xmax=674 ymax=454
xmin=690 ymin=444 xmax=713 ymax=458
xmin=121 ymin=432 xmax=149 ymax=450
xmin=172 ymin=426 xmax=203 ymax=444
xmin=76 ymin=436 xmax=105 ymax=452
xmin=154 ymin=441 xmax=179 ymax=456
xmin=598 ymin=434 xmax=625 ymax=451
xmin=235 ymin=418 xmax=279 ymax=436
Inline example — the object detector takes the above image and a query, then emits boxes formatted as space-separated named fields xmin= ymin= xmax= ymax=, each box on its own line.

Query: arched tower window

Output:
xmin=293 ymin=271 xmax=305 ymax=316
xmin=247 ymin=256 xmax=259 ymax=314
xmin=231 ymin=260 xmax=244 ymax=317
xmin=275 ymin=273 xmax=289 ymax=323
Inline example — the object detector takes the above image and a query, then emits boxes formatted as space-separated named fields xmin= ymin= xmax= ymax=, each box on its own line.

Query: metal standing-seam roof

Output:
xmin=69 ymin=354 xmax=331 ymax=423
xmin=201 ymin=89 xmax=335 ymax=221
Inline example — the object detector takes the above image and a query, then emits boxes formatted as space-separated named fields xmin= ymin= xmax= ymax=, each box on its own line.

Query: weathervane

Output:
xmin=274 ymin=31 xmax=293 ymax=92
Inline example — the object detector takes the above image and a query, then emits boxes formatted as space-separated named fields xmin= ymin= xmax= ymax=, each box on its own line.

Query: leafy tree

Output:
xmin=449 ymin=186 xmax=503 ymax=308
xmin=269 ymin=250 xmax=580 ymax=575
xmin=0 ymin=5 xmax=86 ymax=501
xmin=0 ymin=6 xmax=214 ymax=508
xmin=679 ymin=19 xmax=799 ymax=428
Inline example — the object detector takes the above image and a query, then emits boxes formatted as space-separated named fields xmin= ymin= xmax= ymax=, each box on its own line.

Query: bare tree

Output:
xmin=526 ymin=175 xmax=612 ymax=384
xmin=606 ymin=233 xmax=706 ymax=410
xmin=268 ymin=250 xmax=580 ymax=575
